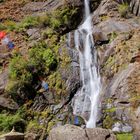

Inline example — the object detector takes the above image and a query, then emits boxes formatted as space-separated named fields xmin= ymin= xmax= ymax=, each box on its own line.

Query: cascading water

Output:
xmin=73 ymin=0 xmax=101 ymax=128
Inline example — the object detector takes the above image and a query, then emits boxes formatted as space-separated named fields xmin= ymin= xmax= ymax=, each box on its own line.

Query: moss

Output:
xmin=105 ymin=107 xmax=117 ymax=113
xmin=26 ymin=120 xmax=44 ymax=134
xmin=47 ymin=120 xmax=56 ymax=133
xmin=116 ymin=133 xmax=133 ymax=140
xmin=108 ymin=32 xmax=118 ymax=43
xmin=100 ymin=15 xmax=109 ymax=21
xmin=103 ymin=115 xmax=114 ymax=129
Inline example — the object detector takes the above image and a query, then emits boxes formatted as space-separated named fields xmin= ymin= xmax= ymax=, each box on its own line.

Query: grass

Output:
xmin=116 ymin=133 xmax=133 ymax=140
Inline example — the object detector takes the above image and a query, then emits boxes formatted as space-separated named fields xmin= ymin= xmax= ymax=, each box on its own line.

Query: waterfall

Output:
xmin=73 ymin=0 xmax=101 ymax=128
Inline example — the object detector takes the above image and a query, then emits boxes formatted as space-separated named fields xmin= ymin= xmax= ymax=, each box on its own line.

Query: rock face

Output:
xmin=49 ymin=125 xmax=116 ymax=140
xmin=87 ymin=0 xmax=140 ymax=138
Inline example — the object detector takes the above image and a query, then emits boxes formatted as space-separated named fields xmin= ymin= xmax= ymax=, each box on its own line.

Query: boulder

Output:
xmin=49 ymin=125 xmax=88 ymax=140
xmin=48 ymin=124 xmax=116 ymax=140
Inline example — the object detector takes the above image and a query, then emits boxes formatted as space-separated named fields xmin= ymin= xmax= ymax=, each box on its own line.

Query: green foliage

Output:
xmin=116 ymin=133 xmax=133 ymax=140
xmin=0 ymin=112 xmax=26 ymax=132
xmin=26 ymin=120 xmax=44 ymax=134
xmin=48 ymin=72 xmax=66 ymax=97
xmin=16 ymin=16 xmax=39 ymax=32
xmin=43 ymin=49 xmax=57 ymax=71
xmin=29 ymin=41 xmax=58 ymax=74
xmin=105 ymin=107 xmax=116 ymax=113
xmin=49 ymin=7 xmax=78 ymax=30
xmin=0 ymin=16 xmax=39 ymax=32
xmin=9 ymin=54 xmax=32 ymax=83
xmin=118 ymin=3 xmax=129 ymax=18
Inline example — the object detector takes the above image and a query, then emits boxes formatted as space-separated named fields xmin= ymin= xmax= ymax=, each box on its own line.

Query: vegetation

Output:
xmin=0 ymin=109 xmax=26 ymax=133
xmin=116 ymin=133 xmax=133 ymax=140
xmin=118 ymin=3 xmax=129 ymax=18
xmin=103 ymin=115 xmax=114 ymax=129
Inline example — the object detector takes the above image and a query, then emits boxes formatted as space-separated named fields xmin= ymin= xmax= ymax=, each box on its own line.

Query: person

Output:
xmin=39 ymin=77 xmax=49 ymax=91
xmin=8 ymin=41 xmax=15 ymax=50
xmin=41 ymin=80 xmax=49 ymax=91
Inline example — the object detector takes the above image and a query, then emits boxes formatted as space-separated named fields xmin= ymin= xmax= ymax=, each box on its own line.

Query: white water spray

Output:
xmin=74 ymin=0 xmax=101 ymax=128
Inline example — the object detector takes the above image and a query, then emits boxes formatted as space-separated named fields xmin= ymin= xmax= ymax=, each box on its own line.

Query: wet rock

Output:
xmin=72 ymin=90 xmax=91 ymax=121
xmin=49 ymin=124 xmax=116 ymax=140
xmin=59 ymin=44 xmax=80 ymax=105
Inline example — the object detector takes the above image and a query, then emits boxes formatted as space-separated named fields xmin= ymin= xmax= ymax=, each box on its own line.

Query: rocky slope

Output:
xmin=0 ymin=0 xmax=140 ymax=140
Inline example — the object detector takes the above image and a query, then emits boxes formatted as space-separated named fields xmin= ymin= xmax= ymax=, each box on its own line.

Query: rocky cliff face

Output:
xmin=0 ymin=0 xmax=140 ymax=140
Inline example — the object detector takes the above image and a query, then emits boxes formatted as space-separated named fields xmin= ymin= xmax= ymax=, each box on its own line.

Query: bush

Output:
xmin=0 ymin=113 xmax=26 ymax=132
xmin=9 ymin=54 xmax=32 ymax=83
xmin=29 ymin=41 xmax=57 ymax=73
xmin=43 ymin=49 xmax=57 ymax=71
xmin=49 ymin=7 xmax=78 ymax=31
xmin=15 ymin=16 xmax=39 ymax=32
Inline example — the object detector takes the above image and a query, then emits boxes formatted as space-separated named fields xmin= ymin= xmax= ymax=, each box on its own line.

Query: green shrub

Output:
xmin=9 ymin=55 xmax=32 ymax=83
xmin=0 ymin=113 xmax=26 ymax=132
xmin=29 ymin=41 xmax=57 ymax=73
xmin=49 ymin=7 xmax=78 ymax=31
xmin=43 ymin=49 xmax=57 ymax=71
xmin=16 ymin=16 xmax=39 ymax=32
